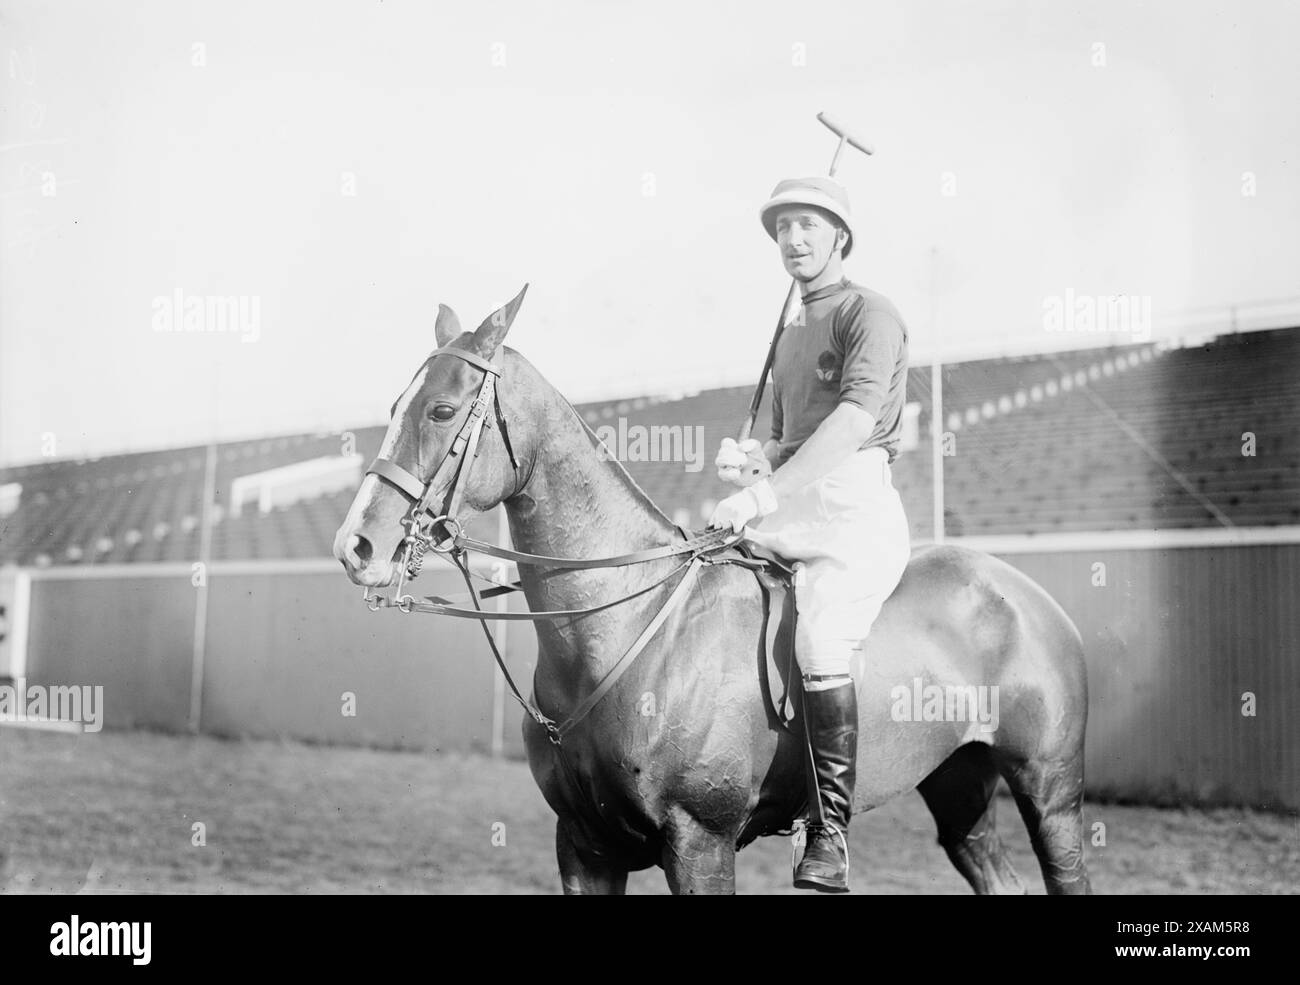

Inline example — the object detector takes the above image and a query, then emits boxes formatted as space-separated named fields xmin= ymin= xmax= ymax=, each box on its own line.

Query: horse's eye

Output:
xmin=428 ymin=403 xmax=457 ymax=422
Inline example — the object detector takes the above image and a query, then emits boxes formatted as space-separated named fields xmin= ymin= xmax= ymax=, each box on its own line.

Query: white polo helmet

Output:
xmin=759 ymin=176 xmax=855 ymax=258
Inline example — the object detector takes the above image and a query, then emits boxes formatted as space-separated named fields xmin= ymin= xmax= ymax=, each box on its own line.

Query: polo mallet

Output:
xmin=736 ymin=112 xmax=874 ymax=445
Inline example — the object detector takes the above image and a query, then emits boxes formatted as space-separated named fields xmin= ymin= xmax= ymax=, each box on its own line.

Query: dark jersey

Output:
xmin=770 ymin=278 xmax=909 ymax=465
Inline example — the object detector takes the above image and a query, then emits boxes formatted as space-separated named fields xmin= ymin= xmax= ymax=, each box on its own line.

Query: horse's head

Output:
xmin=333 ymin=285 xmax=530 ymax=587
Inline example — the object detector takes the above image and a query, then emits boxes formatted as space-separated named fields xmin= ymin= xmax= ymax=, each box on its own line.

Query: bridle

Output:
xmin=364 ymin=345 xmax=519 ymax=599
xmin=347 ymin=295 xmax=799 ymax=835
xmin=357 ymin=342 xmax=754 ymax=749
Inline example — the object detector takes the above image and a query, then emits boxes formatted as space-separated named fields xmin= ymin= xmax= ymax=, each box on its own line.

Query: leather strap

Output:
xmin=451 ymin=527 xmax=735 ymax=570
xmin=376 ymin=528 xmax=742 ymax=622
xmin=368 ymin=340 xmax=736 ymax=573
xmin=429 ymin=346 xmax=501 ymax=376
xmin=359 ymin=341 xmax=741 ymax=745
xmin=408 ymin=556 xmax=696 ymax=621
xmin=443 ymin=375 xmax=495 ymax=520
xmin=799 ymin=683 xmax=825 ymax=827
xmin=554 ymin=556 xmax=704 ymax=739
xmin=443 ymin=550 xmax=704 ymax=747
xmin=366 ymin=458 xmax=426 ymax=500
xmin=366 ymin=355 xmax=500 ymax=529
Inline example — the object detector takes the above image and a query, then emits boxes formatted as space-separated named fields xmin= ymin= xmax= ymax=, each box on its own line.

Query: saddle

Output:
xmin=694 ymin=535 xmax=803 ymax=734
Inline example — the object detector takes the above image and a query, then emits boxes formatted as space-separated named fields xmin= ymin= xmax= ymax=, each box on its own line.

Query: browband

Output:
xmin=428 ymin=346 xmax=501 ymax=376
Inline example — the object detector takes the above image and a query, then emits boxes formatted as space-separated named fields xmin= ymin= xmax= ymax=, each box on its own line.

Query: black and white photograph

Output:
xmin=0 ymin=0 xmax=1295 ymax=928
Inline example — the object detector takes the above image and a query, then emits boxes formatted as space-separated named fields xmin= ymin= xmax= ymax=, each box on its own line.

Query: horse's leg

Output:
xmin=999 ymin=751 xmax=1092 ymax=895
xmin=918 ymin=743 xmax=1026 ymax=895
xmin=660 ymin=813 xmax=737 ymax=895
xmin=555 ymin=820 xmax=628 ymax=895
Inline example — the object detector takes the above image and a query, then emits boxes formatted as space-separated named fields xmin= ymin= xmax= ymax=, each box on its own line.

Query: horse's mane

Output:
xmin=504 ymin=345 xmax=680 ymax=532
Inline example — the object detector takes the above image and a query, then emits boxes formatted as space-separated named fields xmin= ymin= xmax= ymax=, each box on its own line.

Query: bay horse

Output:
xmin=333 ymin=288 xmax=1092 ymax=895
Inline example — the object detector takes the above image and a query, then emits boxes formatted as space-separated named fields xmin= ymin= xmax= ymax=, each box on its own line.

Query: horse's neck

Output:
xmin=507 ymin=421 xmax=676 ymax=559
xmin=501 ymin=363 xmax=682 ymax=700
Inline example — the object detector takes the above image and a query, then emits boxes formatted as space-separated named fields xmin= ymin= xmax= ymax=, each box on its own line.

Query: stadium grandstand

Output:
xmin=1 ymin=325 xmax=1296 ymax=565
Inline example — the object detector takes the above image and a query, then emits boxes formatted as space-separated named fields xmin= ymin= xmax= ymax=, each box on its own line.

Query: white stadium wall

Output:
xmin=10 ymin=537 xmax=1300 ymax=810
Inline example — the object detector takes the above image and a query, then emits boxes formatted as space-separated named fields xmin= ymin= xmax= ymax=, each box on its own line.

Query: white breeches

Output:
xmin=744 ymin=447 xmax=910 ymax=685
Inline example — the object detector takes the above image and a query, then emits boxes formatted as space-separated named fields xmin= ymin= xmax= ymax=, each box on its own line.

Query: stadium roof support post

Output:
xmin=188 ymin=442 xmax=217 ymax=733
xmin=0 ymin=570 xmax=31 ymax=681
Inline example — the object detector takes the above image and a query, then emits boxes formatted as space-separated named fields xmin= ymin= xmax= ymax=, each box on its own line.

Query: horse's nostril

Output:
xmin=350 ymin=534 xmax=374 ymax=566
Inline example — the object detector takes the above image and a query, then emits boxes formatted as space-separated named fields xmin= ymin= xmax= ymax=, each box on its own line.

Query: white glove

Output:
xmin=715 ymin=437 xmax=772 ymax=488
xmin=708 ymin=479 xmax=779 ymax=533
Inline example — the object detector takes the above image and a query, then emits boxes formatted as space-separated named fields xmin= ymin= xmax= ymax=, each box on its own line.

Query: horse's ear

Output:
xmin=434 ymin=304 xmax=462 ymax=347
xmin=472 ymin=283 xmax=529 ymax=355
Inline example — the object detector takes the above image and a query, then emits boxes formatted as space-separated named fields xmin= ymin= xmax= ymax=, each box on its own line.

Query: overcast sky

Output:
xmin=2 ymin=0 xmax=1297 ymax=465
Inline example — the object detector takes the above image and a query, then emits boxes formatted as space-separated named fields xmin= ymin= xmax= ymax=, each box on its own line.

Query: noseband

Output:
xmin=365 ymin=346 xmax=519 ymax=586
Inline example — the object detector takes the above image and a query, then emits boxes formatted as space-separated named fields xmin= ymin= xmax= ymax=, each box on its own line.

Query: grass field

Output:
xmin=1 ymin=728 xmax=1296 ymax=894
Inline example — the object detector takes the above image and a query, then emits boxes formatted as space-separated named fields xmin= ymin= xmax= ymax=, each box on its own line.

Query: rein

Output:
xmin=359 ymin=344 xmax=743 ymax=746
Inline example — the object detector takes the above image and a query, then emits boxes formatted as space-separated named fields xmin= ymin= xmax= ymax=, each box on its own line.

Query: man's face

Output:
xmin=775 ymin=206 xmax=845 ymax=280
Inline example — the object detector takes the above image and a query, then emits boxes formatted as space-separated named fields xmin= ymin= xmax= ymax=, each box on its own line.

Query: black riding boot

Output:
xmin=793 ymin=680 xmax=858 ymax=893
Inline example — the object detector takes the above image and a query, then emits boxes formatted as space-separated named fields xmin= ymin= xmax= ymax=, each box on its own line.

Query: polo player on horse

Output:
xmin=711 ymin=177 xmax=911 ymax=892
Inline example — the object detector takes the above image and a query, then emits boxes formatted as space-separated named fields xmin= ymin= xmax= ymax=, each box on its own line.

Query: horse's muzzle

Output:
xmin=333 ymin=530 xmax=397 ymax=587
